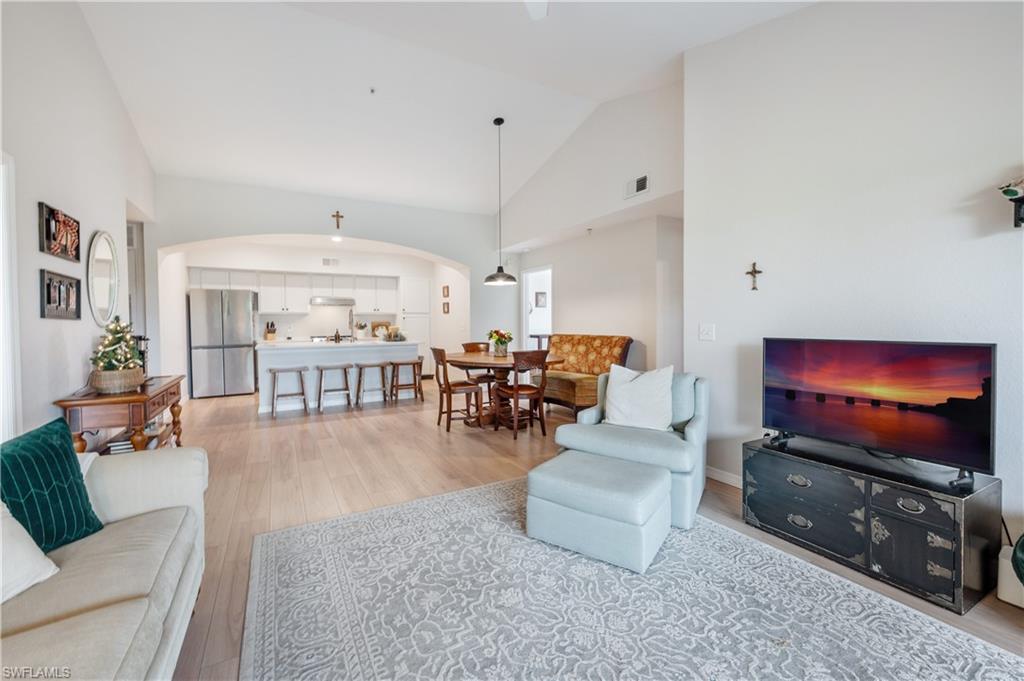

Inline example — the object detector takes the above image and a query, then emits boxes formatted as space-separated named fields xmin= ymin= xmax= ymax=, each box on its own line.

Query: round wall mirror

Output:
xmin=87 ymin=231 xmax=119 ymax=326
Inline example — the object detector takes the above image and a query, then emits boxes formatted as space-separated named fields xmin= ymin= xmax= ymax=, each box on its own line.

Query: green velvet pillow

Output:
xmin=1 ymin=418 xmax=103 ymax=552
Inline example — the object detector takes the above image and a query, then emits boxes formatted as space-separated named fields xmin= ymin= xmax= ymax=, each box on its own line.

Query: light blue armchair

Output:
xmin=553 ymin=372 xmax=709 ymax=529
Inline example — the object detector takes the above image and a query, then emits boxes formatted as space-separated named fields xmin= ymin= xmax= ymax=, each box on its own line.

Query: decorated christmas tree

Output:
xmin=91 ymin=316 xmax=142 ymax=371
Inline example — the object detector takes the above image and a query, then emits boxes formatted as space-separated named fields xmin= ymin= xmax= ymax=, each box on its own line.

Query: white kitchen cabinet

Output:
xmin=188 ymin=268 xmax=203 ymax=289
xmin=284 ymin=274 xmax=312 ymax=313
xmin=400 ymin=276 xmax=430 ymax=314
xmin=401 ymin=314 xmax=432 ymax=374
xmin=353 ymin=276 xmax=377 ymax=313
xmin=259 ymin=273 xmax=286 ymax=313
xmin=332 ymin=275 xmax=355 ymax=299
xmin=375 ymin=277 xmax=398 ymax=314
xmin=200 ymin=269 xmax=229 ymax=290
xmin=228 ymin=270 xmax=259 ymax=291
xmin=311 ymin=275 xmax=333 ymax=299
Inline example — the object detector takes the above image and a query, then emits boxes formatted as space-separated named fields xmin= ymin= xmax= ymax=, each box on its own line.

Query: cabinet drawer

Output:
xmin=870 ymin=483 xmax=955 ymax=530
xmin=745 ymin=449 xmax=865 ymax=517
xmin=870 ymin=511 xmax=956 ymax=603
xmin=745 ymin=489 xmax=866 ymax=566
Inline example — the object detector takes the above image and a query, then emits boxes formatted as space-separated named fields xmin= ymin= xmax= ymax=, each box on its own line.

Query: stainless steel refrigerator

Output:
xmin=188 ymin=289 xmax=257 ymax=398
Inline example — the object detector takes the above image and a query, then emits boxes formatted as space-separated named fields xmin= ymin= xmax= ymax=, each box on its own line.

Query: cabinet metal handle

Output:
xmin=786 ymin=473 xmax=812 ymax=488
xmin=896 ymin=497 xmax=926 ymax=515
xmin=786 ymin=513 xmax=813 ymax=530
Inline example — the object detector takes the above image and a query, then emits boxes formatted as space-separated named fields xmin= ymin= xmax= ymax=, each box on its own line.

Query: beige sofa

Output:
xmin=1 ymin=447 xmax=208 ymax=680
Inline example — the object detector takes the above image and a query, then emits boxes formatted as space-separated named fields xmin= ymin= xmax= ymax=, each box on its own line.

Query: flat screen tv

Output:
xmin=763 ymin=338 xmax=995 ymax=474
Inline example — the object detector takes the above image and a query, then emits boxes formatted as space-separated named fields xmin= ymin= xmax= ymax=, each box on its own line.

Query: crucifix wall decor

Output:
xmin=331 ymin=211 xmax=344 ymax=228
xmin=745 ymin=262 xmax=763 ymax=290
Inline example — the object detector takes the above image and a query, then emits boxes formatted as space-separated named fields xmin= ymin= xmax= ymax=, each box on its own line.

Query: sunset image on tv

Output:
xmin=763 ymin=339 xmax=993 ymax=471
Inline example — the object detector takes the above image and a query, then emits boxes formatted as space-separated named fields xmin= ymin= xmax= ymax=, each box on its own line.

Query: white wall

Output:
xmin=502 ymin=83 xmax=683 ymax=249
xmin=432 ymin=261 xmax=472 ymax=354
xmin=520 ymin=217 xmax=670 ymax=369
xmin=682 ymin=2 xmax=1024 ymax=531
xmin=2 ymin=2 xmax=155 ymax=430
xmin=146 ymin=176 xmax=517 ymax=374
xmin=655 ymin=216 xmax=684 ymax=370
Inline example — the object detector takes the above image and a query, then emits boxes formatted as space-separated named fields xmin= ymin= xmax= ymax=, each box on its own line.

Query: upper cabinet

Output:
xmin=311 ymin=274 xmax=333 ymax=299
xmin=332 ymin=275 xmax=355 ymax=299
xmin=258 ymin=273 xmax=286 ymax=313
xmin=284 ymin=274 xmax=312 ymax=314
xmin=228 ymin=271 xmax=259 ymax=291
xmin=400 ymin=276 xmax=430 ymax=314
xmin=352 ymin=276 xmax=398 ymax=314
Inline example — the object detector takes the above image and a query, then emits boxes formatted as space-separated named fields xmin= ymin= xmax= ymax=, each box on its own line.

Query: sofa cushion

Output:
xmin=528 ymin=450 xmax=670 ymax=526
xmin=0 ymin=598 xmax=162 ymax=681
xmin=535 ymin=370 xmax=598 ymax=406
xmin=1 ymin=505 xmax=198 ymax=636
xmin=2 ymin=501 xmax=59 ymax=603
xmin=1 ymin=418 xmax=103 ymax=552
xmin=604 ymin=364 xmax=674 ymax=431
xmin=547 ymin=334 xmax=631 ymax=375
xmin=555 ymin=423 xmax=697 ymax=473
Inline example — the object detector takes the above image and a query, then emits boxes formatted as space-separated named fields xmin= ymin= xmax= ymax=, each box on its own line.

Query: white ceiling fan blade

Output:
xmin=524 ymin=1 xmax=549 ymax=22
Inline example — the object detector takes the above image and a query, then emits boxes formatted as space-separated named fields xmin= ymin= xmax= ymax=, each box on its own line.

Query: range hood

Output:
xmin=309 ymin=296 xmax=356 ymax=306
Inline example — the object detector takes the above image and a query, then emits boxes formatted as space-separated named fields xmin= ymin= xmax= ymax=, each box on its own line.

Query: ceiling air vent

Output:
xmin=624 ymin=174 xmax=650 ymax=200
xmin=322 ymin=257 xmax=339 ymax=267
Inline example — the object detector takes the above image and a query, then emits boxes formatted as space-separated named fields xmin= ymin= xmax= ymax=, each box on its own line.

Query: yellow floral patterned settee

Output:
xmin=534 ymin=334 xmax=633 ymax=412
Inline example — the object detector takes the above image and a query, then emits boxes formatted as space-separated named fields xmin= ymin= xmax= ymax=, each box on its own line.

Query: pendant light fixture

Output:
xmin=484 ymin=117 xmax=517 ymax=286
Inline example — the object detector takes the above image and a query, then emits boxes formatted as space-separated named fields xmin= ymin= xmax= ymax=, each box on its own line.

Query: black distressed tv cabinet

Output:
xmin=742 ymin=437 xmax=1002 ymax=614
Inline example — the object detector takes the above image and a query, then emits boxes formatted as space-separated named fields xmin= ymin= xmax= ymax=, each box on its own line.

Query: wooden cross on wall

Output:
xmin=331 ymin=211 xmax=344 ymax=229
xmin=745 ymin=262 xmax=763 ymax=290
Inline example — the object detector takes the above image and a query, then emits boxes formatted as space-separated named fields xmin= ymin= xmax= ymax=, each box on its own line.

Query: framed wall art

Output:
xmin=38 ymin=202 xmax=81 ymax=262
xmin=442 ymin=302 xmax=450 ymax=314
xmin=442 ymin=285 xmax=450 ymax=298
xmin=535 ymin=291 xmax=548 ymax=308
xmin=40 ymin=270 xmax=82 ymax=320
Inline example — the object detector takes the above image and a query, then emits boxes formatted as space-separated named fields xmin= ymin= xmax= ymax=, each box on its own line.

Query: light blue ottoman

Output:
xmin=526 ymin=450 xmax=671 ymax=574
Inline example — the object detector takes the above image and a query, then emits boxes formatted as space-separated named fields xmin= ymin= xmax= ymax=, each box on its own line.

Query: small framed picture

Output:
xmin=38 ymin=202 xmax=81 ymax=262
xmin=442 ymin=302 xmax=450 ymax=315
xmin=535 ymin=291 xmax=548 ymax=308
xmin=442 ymin=285 xmax=450 ymax=298
xmin=40 ymin=270 xmax=81 ymax=320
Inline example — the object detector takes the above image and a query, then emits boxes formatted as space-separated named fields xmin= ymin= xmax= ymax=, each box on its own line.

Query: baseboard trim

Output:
xmin=706 ymin=465 xmax=741 ymax=489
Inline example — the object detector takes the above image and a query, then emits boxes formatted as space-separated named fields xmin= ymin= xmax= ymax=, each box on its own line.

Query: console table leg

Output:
xmin=72 ymin=431 xmax=87 ymax=454
xmin=170 ymin=401 xmax=183 ymax=446
xmin=131 ymin=426 xmax=148 ymax=451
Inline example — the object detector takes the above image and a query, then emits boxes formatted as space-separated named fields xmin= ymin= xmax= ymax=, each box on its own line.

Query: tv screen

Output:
xmin=763 ymin=339 xmax=994 ymax=474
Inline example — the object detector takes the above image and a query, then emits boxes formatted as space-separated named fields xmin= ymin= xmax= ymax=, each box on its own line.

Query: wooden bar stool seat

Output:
xmin=268 ymin=366 xmax=310 ymax=418
xmin=316 ymin=363 xmax=353 ymax=412
xmin=388 ymin=356 xmax=425 ymax=402
xmin=355 ymin=362 xmax=391 ymax=406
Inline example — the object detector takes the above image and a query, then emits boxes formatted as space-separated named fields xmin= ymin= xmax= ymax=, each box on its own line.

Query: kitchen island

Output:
xmin=255 ymin=339 xmax=420 ymax=413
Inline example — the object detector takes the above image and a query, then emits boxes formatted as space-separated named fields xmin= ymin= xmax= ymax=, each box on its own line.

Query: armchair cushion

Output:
xmin=537 ymin=370 xmax=599 ymax=407
xmin=555 ymin=423 xmax=698 ymax=473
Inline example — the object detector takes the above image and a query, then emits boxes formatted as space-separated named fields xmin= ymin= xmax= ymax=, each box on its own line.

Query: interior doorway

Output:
xmin=522 ymin=266 xmax=552 ymax=349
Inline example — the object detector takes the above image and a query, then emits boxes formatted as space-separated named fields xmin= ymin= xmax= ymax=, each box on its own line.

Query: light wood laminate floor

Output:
xmin=173 ymin=381 xmax=1023 ymax=680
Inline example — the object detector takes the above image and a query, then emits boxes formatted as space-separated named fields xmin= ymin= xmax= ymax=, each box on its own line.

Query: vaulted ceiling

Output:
xmin=81 ymin=2 xmax=804 ymax=214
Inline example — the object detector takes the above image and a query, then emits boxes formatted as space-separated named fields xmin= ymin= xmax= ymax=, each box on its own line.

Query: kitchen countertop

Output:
xmin=256 ymin=339 xmax=419 ymax=350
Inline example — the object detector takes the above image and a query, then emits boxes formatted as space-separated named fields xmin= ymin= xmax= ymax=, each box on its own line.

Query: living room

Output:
xmin=1 ymin=2 xmax=1022 ymax=680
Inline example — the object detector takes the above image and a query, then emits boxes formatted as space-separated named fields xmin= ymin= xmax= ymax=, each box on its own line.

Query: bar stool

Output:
xmin=355 ymin=362 xmax=390 ymax=406
xmin=316 ymin=363 xmax=353 ymax=412
xmin=389 ymin=356 xmax=425 ymax=402
xmin=268 ymin=366 xmax=310 ymax=418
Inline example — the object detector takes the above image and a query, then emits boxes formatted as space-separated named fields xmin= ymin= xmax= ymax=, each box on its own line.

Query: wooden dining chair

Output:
xmin=461 ymin=342 xmax=496 ymax=404
xmin=493 ymin=350 xmax=549 ymax=440
xmin=431 ymin=347 xmax=484 ymax=432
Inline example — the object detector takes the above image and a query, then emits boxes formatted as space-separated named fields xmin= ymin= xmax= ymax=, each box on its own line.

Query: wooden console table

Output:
xmin=55 ymin=375 xmax=184 ymax=453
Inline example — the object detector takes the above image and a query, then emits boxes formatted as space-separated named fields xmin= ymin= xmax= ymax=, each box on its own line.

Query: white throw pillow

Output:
xmin=603 ymin=364 xmax=675 ymax=431
xmin=2 ymin=501 xmax=59 ymax=603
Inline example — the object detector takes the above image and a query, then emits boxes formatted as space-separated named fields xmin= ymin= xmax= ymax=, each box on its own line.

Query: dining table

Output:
xmin=445 ymin=351 xmax=564 ymax=428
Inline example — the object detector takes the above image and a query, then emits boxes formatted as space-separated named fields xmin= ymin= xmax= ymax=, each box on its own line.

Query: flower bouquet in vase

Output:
xmin=488 ymin=329 xmax=513 ymax=357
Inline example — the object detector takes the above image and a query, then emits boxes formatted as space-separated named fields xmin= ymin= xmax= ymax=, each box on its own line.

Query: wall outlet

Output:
xmin=698 ymin=323 xmax=716 ymax=342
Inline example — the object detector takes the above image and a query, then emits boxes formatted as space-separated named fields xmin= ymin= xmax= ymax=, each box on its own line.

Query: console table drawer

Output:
xmin=871 ymin=483 xmax=955 ymax=530
xmin=746 ymin=490 xmax=866 ymax=566
xmin=745 ymin=449 xmax=865 ymax=516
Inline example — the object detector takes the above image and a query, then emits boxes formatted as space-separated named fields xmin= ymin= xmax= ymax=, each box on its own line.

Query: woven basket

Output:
xmin=89 ymin=367 xmax=145 ymax=394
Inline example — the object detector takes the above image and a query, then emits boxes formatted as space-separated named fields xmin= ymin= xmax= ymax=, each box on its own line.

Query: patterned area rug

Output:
xmin=241 ymin=480 xmax=1020 ymax=680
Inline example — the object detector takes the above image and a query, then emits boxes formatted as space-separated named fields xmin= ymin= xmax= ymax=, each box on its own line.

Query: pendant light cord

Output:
xmin=496 ymin=121 xmax=503 ymax=265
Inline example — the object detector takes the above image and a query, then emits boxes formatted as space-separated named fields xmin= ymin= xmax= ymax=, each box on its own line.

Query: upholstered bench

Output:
xmin=532 ymin=334 xmax=632 ymax=413
xmin=526 ymin=450 xmax=671 ymax=573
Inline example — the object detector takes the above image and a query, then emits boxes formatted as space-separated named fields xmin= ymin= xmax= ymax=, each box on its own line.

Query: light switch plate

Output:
xmin=698 ymin=323 xmax=716 ymax=342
